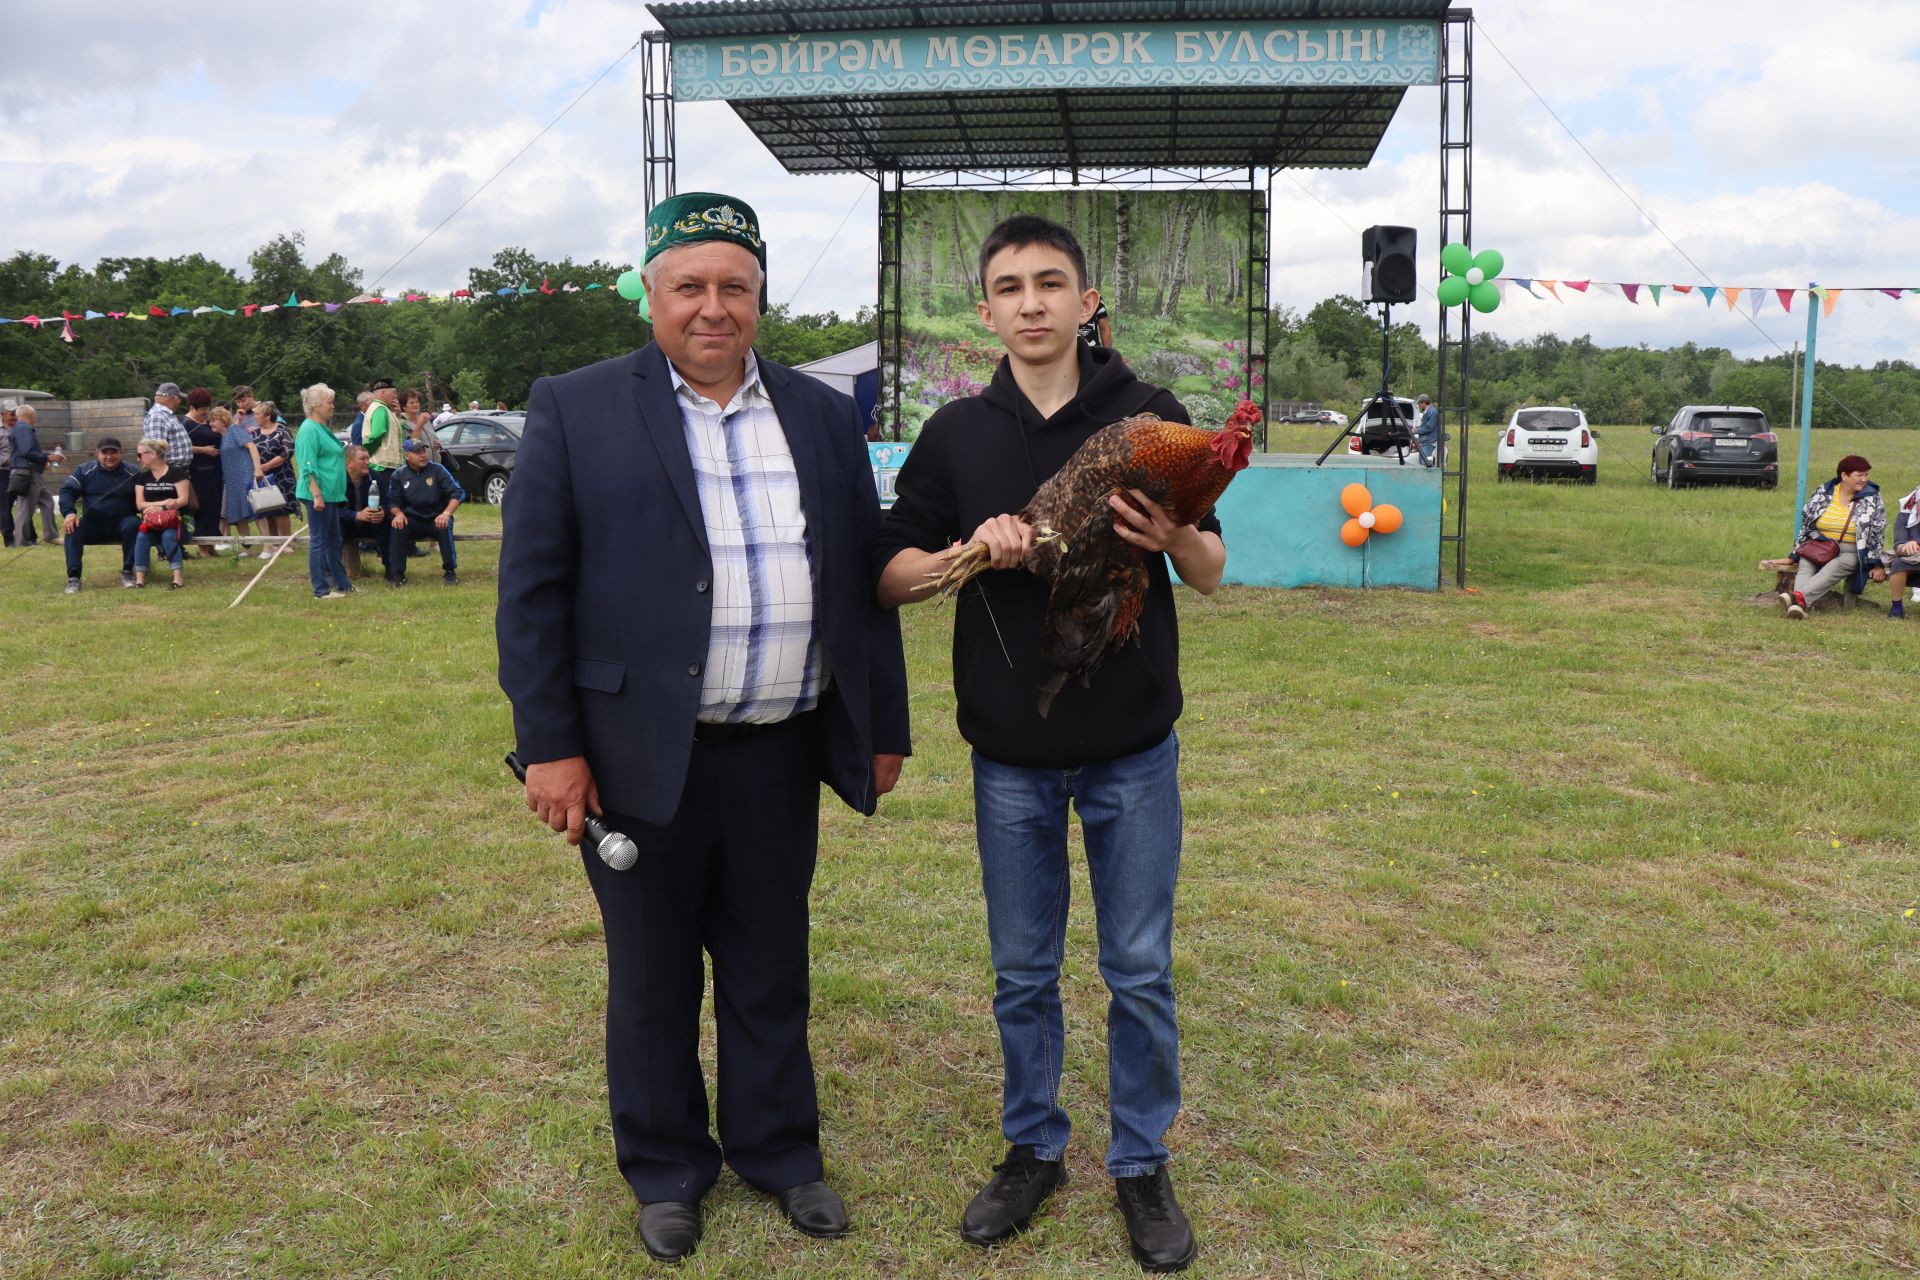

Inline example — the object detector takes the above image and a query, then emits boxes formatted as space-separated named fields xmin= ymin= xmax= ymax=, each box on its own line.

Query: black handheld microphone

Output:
xmin=505 ymin=751 xmax=638 ymax=871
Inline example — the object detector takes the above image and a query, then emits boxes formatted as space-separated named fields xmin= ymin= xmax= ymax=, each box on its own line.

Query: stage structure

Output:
xmin=643 ymin=0 xmax=1473 ymax=589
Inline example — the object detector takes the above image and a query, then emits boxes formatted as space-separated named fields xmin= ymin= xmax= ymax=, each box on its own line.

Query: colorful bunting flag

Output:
xmin=285 ymin=292 xmax=299 ymax=306
xmin=1621 ymin=283 xmax=1641 ymax=304
xmin=1723 ymin=287 xmax=1743 ymax=311
xmin=149 ymin=305 xmax=167 ymax=317
xmin=1700 ymin=286 xmax=1716 ymax=306
xmin=1883 ymin=288 xmax=1904 ymax=300
xmin=1822 ymin=288 xmax=1842 ymax=317
xmin=84 ymin=309 xmax=104 ymax=320
xmin=323 ymin=302 xmax=342 ymax=313
xmin=1647 ymin=285 xmax=1663 ymax=305
xmin=1563 ymin=280 xmax=1590 ymax=293
xmin=1538 ymin=279 xmax=1562 ymax=301
xmin=1671 ymin=284 xmax=1693 ymax=295
xmin=1776 ymin=289 xmax=1794 ymax=313
xmin=539 ymin=277 xmax=555 ymax=295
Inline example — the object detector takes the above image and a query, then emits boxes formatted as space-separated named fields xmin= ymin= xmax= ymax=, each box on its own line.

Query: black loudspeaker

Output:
xmin=1361 ymin=225 xmax=1417 ymax=304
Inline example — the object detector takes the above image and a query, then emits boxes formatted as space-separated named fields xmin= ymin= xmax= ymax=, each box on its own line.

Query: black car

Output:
xmin=1651 ymin=405 xmax=1779 ymax=489
xmin=434 ymin=412 xmax=524 ymax=505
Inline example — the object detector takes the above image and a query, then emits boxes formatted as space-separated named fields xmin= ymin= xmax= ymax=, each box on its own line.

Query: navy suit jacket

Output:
xmin=496 ymin=342 xmax=911 ymax=826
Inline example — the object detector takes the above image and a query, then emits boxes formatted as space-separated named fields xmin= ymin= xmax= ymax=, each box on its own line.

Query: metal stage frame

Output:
xmin=642 ymin=0 xmax=1472 ymax=587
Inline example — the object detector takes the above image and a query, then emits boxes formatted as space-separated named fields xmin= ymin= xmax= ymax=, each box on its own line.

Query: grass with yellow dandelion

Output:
xmin=3 ymin=430 xmax=1917 ymax=1278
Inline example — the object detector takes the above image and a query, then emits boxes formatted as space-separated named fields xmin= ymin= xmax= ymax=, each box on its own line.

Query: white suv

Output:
xmin=1497 ymin=405 xmax=1596 ymax=483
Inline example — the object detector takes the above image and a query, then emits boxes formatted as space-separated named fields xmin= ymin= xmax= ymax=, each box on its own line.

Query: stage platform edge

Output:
xmin=1213 ymin=452 xmax=1440 ymax=591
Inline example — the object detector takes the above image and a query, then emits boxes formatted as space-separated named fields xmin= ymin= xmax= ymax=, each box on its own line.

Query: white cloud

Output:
xmin=3 ymin=0 xmax=1920 ymax=367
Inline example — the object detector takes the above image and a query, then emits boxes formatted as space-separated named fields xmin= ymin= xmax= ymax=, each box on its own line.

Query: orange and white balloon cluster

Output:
xmin=1338 ymin=483 xmax=1403 ymax=548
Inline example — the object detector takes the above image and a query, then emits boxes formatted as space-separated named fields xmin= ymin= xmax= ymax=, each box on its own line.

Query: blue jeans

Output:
xmin=305 ymin=500 xmax=351 ymax=597
xmin=972 ymin=731 xmax=1183 ymax=1177
xmin=133 ymin=525 xmax=183 ymax=572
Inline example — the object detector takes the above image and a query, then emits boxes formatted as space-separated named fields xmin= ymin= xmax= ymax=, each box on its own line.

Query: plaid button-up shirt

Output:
xmin=672 ymin=352 xmax=827 ymax=724
xmin=143 ymin=403 xmax=192 ymax=466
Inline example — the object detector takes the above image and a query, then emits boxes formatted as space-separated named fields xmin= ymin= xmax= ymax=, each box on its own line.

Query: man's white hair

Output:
xmin=356 ymin=390 xmax=375 ymax=407
xmin=301 ymin=383 xmax=336 ymax=417
xmin=14 ymin=403 xmax=35 ymax=421
xmin=639 ymin=243 xmax=767 ymax=293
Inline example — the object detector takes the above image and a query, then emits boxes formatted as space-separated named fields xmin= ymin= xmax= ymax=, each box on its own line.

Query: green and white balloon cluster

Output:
xmin=1437 ymin=243 xmax=1503 ymax=314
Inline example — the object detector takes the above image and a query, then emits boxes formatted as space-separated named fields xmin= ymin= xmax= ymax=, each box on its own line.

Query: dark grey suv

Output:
xmin=1650 ymin=405 xmax=1779 ymax=489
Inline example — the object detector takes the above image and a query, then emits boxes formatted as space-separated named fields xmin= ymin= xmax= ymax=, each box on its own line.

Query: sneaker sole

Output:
xmin=1130 ymin=1235 xmax=1199 ymax=1273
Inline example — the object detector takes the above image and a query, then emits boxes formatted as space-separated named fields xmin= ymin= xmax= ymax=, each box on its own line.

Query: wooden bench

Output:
xmin=1758 ymin=558 xmax=1872 ymax=610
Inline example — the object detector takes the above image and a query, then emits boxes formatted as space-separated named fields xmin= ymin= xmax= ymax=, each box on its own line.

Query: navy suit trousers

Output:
xmin=580 ymin=712 xmax=826 ymax=1205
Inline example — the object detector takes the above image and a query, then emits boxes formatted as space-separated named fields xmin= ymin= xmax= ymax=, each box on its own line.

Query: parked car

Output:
xmin=1346 ymin=394 xmax=1420 ymax=462
xmin=1650 ymin=405 xmax=1778 ymax=489
xmin=1277 ymin=407 xmax=1349 ymax=426
xmin=435 ymin=411 xmax=525 ymax=505
xmin=1498 ymin=405 xmax=1596 ymax=483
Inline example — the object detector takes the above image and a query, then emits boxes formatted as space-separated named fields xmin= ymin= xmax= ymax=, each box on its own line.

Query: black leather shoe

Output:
xmin=960 ymin=1145 xmax=1066 ymax=1247
xmin=776 ymin=1179 xmax=849 ymax=1238
xmin=1115 ymin=1167 xmax=1196 ymax=1273
xmin=638 ymin=1201 xmax=700 ymax=1262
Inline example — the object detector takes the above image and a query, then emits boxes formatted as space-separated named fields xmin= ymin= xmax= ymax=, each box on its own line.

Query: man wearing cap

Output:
xmin=58 ymin=438 xmax=143 ymax=591
xmin=384 ymin=436 xmax=464 ymax=586
xmin=145 ymin=384 xmax=193 ymax=467
xmin=498 ymin=192 xmax=911 ymax=1263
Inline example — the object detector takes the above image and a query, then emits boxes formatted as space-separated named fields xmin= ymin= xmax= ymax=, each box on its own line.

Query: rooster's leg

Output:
xmin=924 ymin=540 xmax=994 ymax=596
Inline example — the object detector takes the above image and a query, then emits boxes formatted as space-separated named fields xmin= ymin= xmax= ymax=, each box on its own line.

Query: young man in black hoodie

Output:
xmin=875 ymin=216 xmax=1223 ymax=1274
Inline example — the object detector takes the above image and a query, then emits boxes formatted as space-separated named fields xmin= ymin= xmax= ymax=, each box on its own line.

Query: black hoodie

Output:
xmin=875 ymin=344 xmax=1217 ymax=768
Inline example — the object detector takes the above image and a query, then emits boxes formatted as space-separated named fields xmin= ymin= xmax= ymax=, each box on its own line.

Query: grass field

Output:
xmin=2 ymin=426 xmax=1917 ymax=1279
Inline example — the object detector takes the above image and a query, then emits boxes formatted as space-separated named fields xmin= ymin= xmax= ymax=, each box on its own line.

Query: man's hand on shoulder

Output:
xmin=526 ymin=756 xmax=602 ymax=845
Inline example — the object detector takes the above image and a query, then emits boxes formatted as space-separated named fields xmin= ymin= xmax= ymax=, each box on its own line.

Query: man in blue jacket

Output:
xmin=58 ymin=437 xmax=143 ymax=591
xmin=496 ymin=192 xmax=911 ymax=1264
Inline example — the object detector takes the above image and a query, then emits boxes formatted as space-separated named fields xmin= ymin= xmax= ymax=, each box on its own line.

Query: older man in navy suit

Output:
xmin=497 ymin=192 xmax=911 ymax=1264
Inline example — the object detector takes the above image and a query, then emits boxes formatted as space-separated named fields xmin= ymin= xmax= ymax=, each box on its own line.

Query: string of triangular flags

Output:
xmin=0 ymin=279 xmax=618 ymax=342
xmin=1492 ymin=278 xmax=1909 ymax=319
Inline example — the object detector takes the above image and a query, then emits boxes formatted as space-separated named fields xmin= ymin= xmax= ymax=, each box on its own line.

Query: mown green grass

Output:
xmin=2 ymin=429 xmax=1917 ymax=1278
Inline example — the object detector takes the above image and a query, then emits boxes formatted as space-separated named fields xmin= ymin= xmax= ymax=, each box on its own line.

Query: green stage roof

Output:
xmin=648 ymin=0 xmax=1456 ymax=174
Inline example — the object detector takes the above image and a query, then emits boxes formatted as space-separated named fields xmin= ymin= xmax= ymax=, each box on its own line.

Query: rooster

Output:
xmin=929 ymin=400 xmax=1260 ymax=716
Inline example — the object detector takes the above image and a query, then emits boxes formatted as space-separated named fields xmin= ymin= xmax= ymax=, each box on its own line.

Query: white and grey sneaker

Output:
xmin=120 ymin=570 xmax=137 ymax=588
xmin=64 ymin=577 xmax=82 ymax=594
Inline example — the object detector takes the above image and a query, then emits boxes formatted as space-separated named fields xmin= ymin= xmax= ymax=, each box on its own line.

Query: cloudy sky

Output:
xmin=5 ymin=0 xmax=1917 ymax=363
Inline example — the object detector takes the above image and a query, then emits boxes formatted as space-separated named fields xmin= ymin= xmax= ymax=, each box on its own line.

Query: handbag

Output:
xmin=1794 ymin=502 xmax=1855 ymax=566
xmin=140 ymin=506 xmax=182 ymax=533
xmin=246 ymin=477 xmax=289 ymax=515
xmin=6 ymin=469 xmax=30 ymax=497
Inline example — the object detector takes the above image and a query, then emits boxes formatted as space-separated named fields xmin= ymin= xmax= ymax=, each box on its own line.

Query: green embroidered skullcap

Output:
xmin=644 ymin=192 xmax=766 ymax=268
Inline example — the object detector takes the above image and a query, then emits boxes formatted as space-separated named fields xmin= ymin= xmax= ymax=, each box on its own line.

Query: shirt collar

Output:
xmin=668 ymin=349 xmax=766 ymax=413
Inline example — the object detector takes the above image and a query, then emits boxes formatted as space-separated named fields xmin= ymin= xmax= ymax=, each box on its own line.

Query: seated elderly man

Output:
xmin=339 ymin=445 xmax=389 ymax=580
xmin=385 ymin=436 xmax=464 ymax=585
xmin=59 ymin=437 xmax=143 ymax=592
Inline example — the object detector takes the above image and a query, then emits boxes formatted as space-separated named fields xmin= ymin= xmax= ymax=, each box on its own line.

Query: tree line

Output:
xmin=4 ymin=238 xmax=1915 ymax=428
xmin=0 ymin=237 xmax=868 ymax=412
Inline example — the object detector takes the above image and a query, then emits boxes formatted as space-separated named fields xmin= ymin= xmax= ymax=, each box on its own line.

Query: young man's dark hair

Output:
xmin=977 ymin=214 xmax=1089 ymax=294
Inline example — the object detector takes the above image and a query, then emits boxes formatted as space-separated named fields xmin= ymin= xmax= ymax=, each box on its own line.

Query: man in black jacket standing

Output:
xmin=58 ymin=437 xmax=142 ymax=591
xmin=497 ymin=192 xmax=910 ymax=1264
xmin=876 ymin=216 xmax=1221 ymax=1274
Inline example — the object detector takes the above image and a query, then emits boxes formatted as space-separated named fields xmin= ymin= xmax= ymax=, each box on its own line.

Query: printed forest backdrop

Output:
xmin=889 ymin=190 xmax=1256 ymax=438
xmin=8 ymin=237 xmax=1920 ymax=432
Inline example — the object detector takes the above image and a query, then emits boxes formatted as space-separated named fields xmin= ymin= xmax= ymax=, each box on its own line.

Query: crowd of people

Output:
xmin=8 ymin=378 xmax=468 ymax=595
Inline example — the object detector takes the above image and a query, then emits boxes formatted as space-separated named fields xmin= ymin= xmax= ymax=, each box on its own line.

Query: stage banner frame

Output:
xmin=671 ymin=19 xmax=1439 ymax=101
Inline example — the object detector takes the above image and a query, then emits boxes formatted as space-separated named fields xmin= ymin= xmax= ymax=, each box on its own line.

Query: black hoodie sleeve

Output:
xmin=871 ymin=412 xmax=962 ymax=586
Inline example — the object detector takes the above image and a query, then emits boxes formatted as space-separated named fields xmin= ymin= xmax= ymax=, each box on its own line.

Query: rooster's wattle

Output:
xmin=930 ymin=400 xmax=1259 ymax=715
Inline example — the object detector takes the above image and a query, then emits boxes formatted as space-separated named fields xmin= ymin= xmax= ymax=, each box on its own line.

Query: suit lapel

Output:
xmin=630 ymin=343 xmax=709 ymax=554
